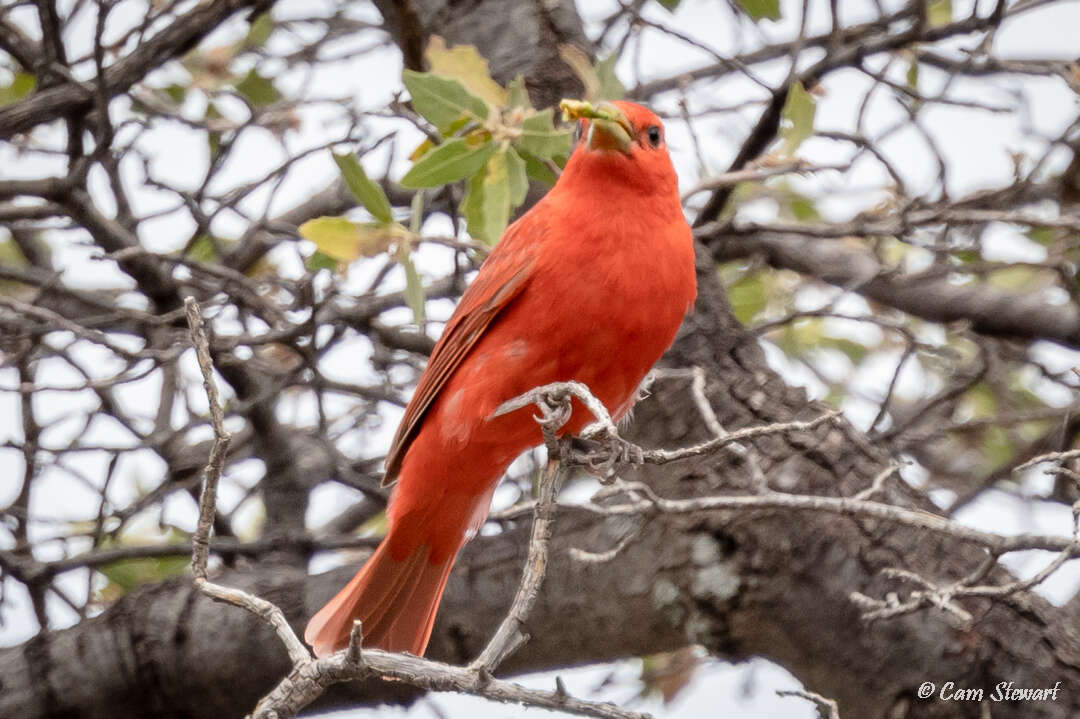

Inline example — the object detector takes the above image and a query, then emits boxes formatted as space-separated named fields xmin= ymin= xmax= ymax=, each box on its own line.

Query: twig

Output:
xmin=252 ymin=647 xmax=652 ymax=719
xmin=777 ymin=689 xmax=841 ymax=719
xmin=185 ymin=297 xmax=232 ymax=582
xmin=578 ymin=480 xmax=1078 ymax=554
xmin=1015 ymin=448 xmax=1080 ymax=472
xmin=185 ymin=297 xmax=308 ymax=665
xmin=472 ymin=454 xmax=568 ymax=672
xmin=853 ymin=464 xmax=900 ymax=501
xmin=0 ymin=294 xmax=172 ymax=362
xmin=495 ymin=380 xmax=841 ymax=470
xmin=637 ymin=410 xmax=840 ymax=465
xmin=655 ymin=367 xmax=770 ymax=490
xmin=569 ymin=529 xmax=639 ymax=564
xmin=680 ymin=160 xmax=848 ymax=202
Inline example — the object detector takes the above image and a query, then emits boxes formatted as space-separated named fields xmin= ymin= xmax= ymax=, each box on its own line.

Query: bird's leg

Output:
xmin=535 ymin=389 xmax=574 ymax=455
xmin=570 ymin=424 xmax=645 ymax=483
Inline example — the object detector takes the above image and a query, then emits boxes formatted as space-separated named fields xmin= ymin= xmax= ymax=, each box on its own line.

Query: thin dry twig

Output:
xmin=184 ymin=297 xmax=231 ymax=582
xmin=495 ymin=380 xmax=842 ymax=469
xmin=472 ymin=451 xmax=568 ymax=672
xmin=185 ymin=297 xmax=308 ymax=665
xmin=680 ymin=160 xmax=848 ymax=202
xmin=252 ymin=646 xmax=652 ymax=719
xmin=777 ymin=688 xmax=841 ymax=719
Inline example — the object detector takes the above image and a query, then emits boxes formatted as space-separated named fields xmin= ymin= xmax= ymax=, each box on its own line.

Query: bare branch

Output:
xmin=0 ymin=0 xmax=277 ymax=139
xmin=184 ymin=298 xmax=233 ymax=582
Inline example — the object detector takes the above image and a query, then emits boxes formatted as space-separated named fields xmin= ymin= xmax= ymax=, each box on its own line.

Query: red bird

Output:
xmin=305 ymin=100 xmax=697 ymax=657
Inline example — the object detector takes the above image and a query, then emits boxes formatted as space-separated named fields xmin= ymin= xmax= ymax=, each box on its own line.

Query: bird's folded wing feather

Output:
xmin=381 ymin=221 xmax=541 ymax=485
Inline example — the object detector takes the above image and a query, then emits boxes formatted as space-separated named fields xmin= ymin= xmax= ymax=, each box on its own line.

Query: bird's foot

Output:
xmin=568 ymin=430 xmax=644 ymax=483
xmin=534 ymin=391 xmax=574 ymax=450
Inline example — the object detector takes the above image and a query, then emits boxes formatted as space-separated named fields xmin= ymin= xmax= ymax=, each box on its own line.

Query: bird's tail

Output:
xmin=306 ymin=477 xmax=499 ymax=658
xmin=304 ymin=534 xmax=456 ymax=658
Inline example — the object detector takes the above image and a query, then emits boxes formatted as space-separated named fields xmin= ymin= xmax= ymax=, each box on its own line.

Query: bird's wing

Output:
xmin=381 ymin=220 xmax=540 ymax=486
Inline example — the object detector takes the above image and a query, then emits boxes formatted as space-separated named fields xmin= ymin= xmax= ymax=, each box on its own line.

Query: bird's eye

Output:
xmin=646 ymin=125 xmax=662 ymax=148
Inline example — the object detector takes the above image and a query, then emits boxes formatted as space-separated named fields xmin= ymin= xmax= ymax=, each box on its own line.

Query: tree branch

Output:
xmin=0 ymin=0 xmax=276 ymax=139
xmin=703 ymin=228 xmax=1080 ymax=349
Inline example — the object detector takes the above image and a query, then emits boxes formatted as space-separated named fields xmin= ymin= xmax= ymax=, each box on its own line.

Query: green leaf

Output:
xmin=963 ymin=382 xmax=998 ymax=418
xmin=655 ymin=0 xmax=682 ymax=10
xmin=358 ymin=509 xmax=389 ymax=536
xmin=400 ymin=137 xmax=496 ymax=189
xmin=820 ymin=337 xmax=869 ymax=364
xmin=1028 ymin=226 xmax=1055 ymax=246
xmin=100 ymin=554 xmax=188 ymax=593
xmin=409 ymin=138 xmax=436 ymax=163
xmin=788 ymin=195 xmax=819 ymax=222
xmin=877 ymin=236 xmax=911 ymax=266
xmin=205 ymin=101 xmax=224 ymax=159
xmin=0 ymin=236 xmax=30 ymax=293
xmin=297 ymin=217 xmax=395 ymax=262
xmin=988 ymin=266 xmax=1044 ymax=291
xmin=952 ymin=248 xmax=980 ymax=264
xmin=927 ymin=0 xmax=951 ymax=27
xmin=462 ymin=152 xmax=512 ymax=245
xmin=0 ymin=237 xmax=26 ymax=266
xmin=244 ymin=12 xmax=274 ymax=49
xmin=403 ymin=70 xmax=489 ymax=134
xmin=775 ymin=318 xmax=826 ymax=359
xmin=94 ymin=528 xmax=189 ymax=598
xmin=410 ymin=191 xmax=424 ymax=234
xmin=462 ymin=172 xmax=486 ymax=242
xmin=400 ymin=247 xmax=426 ymax=325
xmin=234 ymin=68 xmax=281 ymax=107
xmin=519 ymin=150 xmax=558 ymax=186
xmin=306 ymin=250 xmax=340 ymax=272
xmin=186 ymin=234 xmax=219 ymax=262
xmin=981 ymin=426 xmax=1013 ymax=472
xmin=505 ymin=148 xmax=528 ymax=206
xmin=410 ymin=118 xmax=470 ymax=163
xmin=736 ymin=0 xmax=781 ymax=21
xmin=424 ymin=36 xmax=507 ymax=108
xmin=163 ymin=83 xmax=187 ymax=104
xmin=775 ymin=181 xmax=820 ymax=222
xmin=779 ymin=81 xmax=816 ymax=156
xmin=0 ymin=72 xmax=36 ymax=106
xmin=594 ymin=54 xmax=626 ymax=101
xmin=905 ymin=58 xmax=919 ymax=91
xmin=726 ymin=271 xmax=767 ymax=324
xmin=515 ymin=109 xmax=573 ymax=160
xmin=333 ymin=153 xmax=394 ymax=225
xmin=507 ymin=75 xmax=531 ymax=110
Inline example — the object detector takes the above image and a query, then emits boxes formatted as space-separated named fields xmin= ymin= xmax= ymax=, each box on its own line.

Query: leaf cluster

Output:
xmin=401 ymin=37 xmax=575 ymax=244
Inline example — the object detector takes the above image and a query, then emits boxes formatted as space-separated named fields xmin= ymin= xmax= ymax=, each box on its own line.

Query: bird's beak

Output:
xmin=585 ymin=104 xmax=633 ymax=155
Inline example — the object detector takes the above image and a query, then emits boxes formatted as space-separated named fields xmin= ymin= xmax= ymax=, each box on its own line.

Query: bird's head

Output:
xmin=559 ymin=100 xmax=677 ymax=198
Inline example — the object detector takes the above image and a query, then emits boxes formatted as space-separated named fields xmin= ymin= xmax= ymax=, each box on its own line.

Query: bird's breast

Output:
xmin=512 ymin=217 xmax=696 ymax=416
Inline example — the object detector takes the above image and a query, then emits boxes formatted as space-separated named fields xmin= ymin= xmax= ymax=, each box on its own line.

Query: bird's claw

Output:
xmin=569 ymin=433 xmax=644 ymax=483
xmin=534 ymin=391 xmax=574 ymax=449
